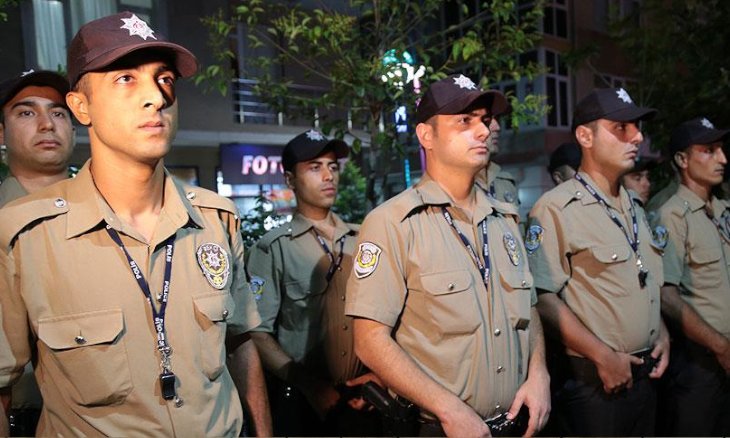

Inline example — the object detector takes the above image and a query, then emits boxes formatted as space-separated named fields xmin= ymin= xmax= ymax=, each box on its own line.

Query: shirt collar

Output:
xmin=290 ymin=211 xmax=355 ymax=240
xmin=676 ymin=184 xmax=712 ymax=213
xmin=574 ymin=171 xmax=632 ymax=212
xmin=415 ymin=173 xmax=495 ymax=222
xmin=65 ymin=161 xmax=203 ymax=242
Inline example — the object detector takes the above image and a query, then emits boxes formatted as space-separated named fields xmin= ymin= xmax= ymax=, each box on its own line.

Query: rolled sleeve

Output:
xmin=345 ymin=209 xmax=407 ymax=327
xmin=0 ymin=247 xmax=31 ymax=388
xmin=245 ymin=241 xmax=280 ymax=334
xmin=527 ymin=201 xmax=570 ymax=294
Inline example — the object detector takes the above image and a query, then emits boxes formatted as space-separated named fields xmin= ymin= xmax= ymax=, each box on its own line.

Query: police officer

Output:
xmin=528 ymin=88 xmax=670 ymax=436
xmin=547 ymin=142 xmax=581 ymax=186
xmin=247 ymin=129 xmax=381 ymax=436
xmin=0 ymin=70 xmax=74 ymax=436
xmin=476 ymin=115 xmax=520 ymax=204
xmin=621 ymin=157 xmax=656 ymax=206
xmin=653 ymin=117 xmax=730 ymax=436
xmin=0 ymin=70 xmax=74 ymax=207
xmin=0 ymin=13 xmax=270 ymax=436
xmin=347 ymin=74 xmax=550 ymax=437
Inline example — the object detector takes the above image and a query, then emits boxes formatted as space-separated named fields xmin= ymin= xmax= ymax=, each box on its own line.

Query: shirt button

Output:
xmin=175 ymin=397 xmax=184 ymax=408
xmin=611 ymin=254 xmax=618 ymax=261
xmin=342 ymin=324 xmax=348 ymax=331
xmin=521 ymin=280 xmax=527 ymax=287
xmin=341 ymin=295 xmax=346 ymax=301
xmin=650 ymin=329 xmax=656 ymax=335
xmin=448 ymin=283 xmax=455 ymax=291
xmin=495 ymin=404 xmax=501 ymax=410
xmin=575 ymin=191 xmax=583 ymax=199
xmin=341 ymin=351 xmax=347 ymax=357
xmin=222 ymin=309 xmax=229 ymax=319
xmin=496 ymin=366 xmax=504 ymax=373
xmin=186 ymin=191 xmax=196 ymax=200
xmin=74 ymin=335 xmax=86 ymax=345
xmin=54 ymin=198 xmax=67 ymax=208
xmin=494 ymin=328 xmax=501 ymax=336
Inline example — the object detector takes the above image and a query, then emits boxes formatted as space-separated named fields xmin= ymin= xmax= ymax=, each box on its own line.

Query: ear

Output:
xmin=415 ymin=122 xmax=434 ymax=151
xmin=284 ymin=170 xmax=295 ymax=191
xmin=66 ymin=91 xmax=91 ymax=126
xmin=551 ymin=170 xmax=563 ymax=184
xmin=0 ymin=122 xmax=5 ymax=146
xmin=574 ymin=125 xmax=593 ymax=149
xmin=674 ymin=151 xmax=688 ymax=170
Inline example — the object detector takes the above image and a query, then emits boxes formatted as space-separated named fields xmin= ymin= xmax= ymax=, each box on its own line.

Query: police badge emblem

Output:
xmin=525 ymin=225 xmax=543 ymax=254
xmin=503 ymin=233 xmax=520 ymax=266
xmin=249 ymin=276 xmax=265 ymax=301
xmin=354 ymin=242 xmax=382 ymax=279
xmin=651 ymin=225 xmax=668 ymax=250
xmin=196 ymin=243 xmax=230 ymax=289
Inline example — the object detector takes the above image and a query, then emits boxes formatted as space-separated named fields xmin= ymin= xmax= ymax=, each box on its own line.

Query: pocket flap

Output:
xmin=499 ymin=269 xmax=534 ymax=289
xmin=590 ymin=245 xmax=631 ymax=263
xmin=689 ymin=246 xmax=722 ymax=264
xmin=194 ymin=293 xmax=235 ymax=322
xmin=284 ymin=280 xmax=326 ymax=301
xmin=421 ymin=269 xmax=473 ymax=295
xmin=38 ymin=309 xmax=123 ymax=350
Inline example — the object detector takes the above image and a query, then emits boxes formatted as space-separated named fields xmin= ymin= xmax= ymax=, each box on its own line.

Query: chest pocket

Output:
xmin=688 ymin=245 xmax=722 ymax=265
xmin=281 ymin=279 xmax=327 ymax=330
xmin=421 ymin=269 xmax=480 ymax=336
xmin=37 ymin=309 xmax=131 ymax=407
xmin=498 ymin=269 xmax=533 ymax=330
xmin=584 ymin=244 xmax=632 ymax=296
xmin=193 ymin=292 xmax=235 ymax=380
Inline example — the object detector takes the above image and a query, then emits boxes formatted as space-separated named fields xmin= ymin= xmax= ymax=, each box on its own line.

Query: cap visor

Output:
xmin=440 ymin=90 xmax=508 ymax=117
xmin=604 ymin=106 xmax=658 ymax=123
xmin=694 ymin=128 xmax=730 ymax=145
xmin=83 ymin=41 xmax=198 ymax=79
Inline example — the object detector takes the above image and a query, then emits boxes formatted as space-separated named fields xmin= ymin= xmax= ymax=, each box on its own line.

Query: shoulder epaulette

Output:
xmin=184 ymin=185 xmax=238 ymax=216
xmin=0 ymin=193 xmax=69 ymax=250
xmin=661 ymin=194 xmax=691 ymax=218
xmin=255 ymin=225 xmax=292 ymax=250
xmin=490 ymin=197 xmax=520 ymax=218
xmin=496 ymin=169 xmax=516 ymax=183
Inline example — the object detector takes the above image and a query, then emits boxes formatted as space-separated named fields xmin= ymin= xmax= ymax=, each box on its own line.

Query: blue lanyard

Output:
xmin=312 ymin=229 xmax=346 ymax=282
xmin=441 ymin=207 xmax=490 ymax=287
xmin=704 ymin=205 xmax=730 ymax=244
xmin=105 ymin=226 xmax=176 ymax=369
xmin=574 ymin=173 xmax=648 ymax=287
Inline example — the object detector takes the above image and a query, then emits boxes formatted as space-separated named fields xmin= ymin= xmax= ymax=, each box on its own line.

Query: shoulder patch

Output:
xmin=651 ymin=225 xmax=668 ymax=250
xmin=525 ymin=225 xmax=543 ymax=254
xmin=354 ymin=242 xmax=382 ymax=279
xmin=0 ymin=197 xmax=69 ymax=250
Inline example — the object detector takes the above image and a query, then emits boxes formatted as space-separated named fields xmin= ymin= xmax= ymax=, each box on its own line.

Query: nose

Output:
xmin=140 ymin=76 xmax=167 ymax=111
xmin=629 ymin=124 xmax=644 ymax=145
xmin=717 ymin=148 xmax=728 ymax=165
xmin=322 ymin=166 xmax=334 ymax=181
xmin=477 ymin=119 xmax=490 ymax=141
xmin=37 ymin=109 xmax=55 ymax=132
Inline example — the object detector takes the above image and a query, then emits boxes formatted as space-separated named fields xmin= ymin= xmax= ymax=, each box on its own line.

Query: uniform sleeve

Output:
xmin=345 ymin=208 xmax=409 ymax=327
xmin=0 ymin=246 xmax=31 ymax=388
xmin=245 ymin=240 xmax=281 ymax=334
xmin=527 ymin=199 xmax=571 ymax=294
xmin=226 ymin=214 xmax=262 ymax=336
xmin=656 ymin=208 xmax=686 ymax=287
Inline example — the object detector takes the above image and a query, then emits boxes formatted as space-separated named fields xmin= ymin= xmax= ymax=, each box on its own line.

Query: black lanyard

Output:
xmin=441 ymin=207 xmax=490 ymax=287
xmin=105 ymin=225 xmax=180 ymax=402
xmin=574 ymin=173 xmax=648 ymax=287
xmin=312 ymin=229 xmax=346 ymax=282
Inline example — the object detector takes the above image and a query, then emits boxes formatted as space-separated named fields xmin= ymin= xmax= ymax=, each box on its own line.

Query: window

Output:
xmin=543 ymin=49 xmax=570 ymax=128
xmin=595 ymin=0 xmax=641 ymax=33
xmin=543 ymin=1 xmax=568 ymax=38
xmin=22 ymin=0 xmax=157 ymax=71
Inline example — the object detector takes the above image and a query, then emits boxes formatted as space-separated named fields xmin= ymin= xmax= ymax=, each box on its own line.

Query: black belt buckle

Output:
xmin=631 ymin=350 xmax=657 ymax=380
xmin=485 ymin=412 xmax=515 ymax=437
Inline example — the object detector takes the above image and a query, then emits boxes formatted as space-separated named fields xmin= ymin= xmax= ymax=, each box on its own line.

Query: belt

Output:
xmin=567 ymin=348 xmax=656 ymax=384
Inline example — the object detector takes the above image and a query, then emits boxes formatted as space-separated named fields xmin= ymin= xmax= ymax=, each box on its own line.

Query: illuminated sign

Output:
xmin=220 ymin=143 xmax=285 ymax=185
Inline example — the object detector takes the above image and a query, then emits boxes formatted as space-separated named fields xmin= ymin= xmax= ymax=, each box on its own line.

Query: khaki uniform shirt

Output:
xmin=0 ymin=161 xmax=261 ymax=437
xmin=476 ymin=162 xmax=519 ymax=204
xmin=0 ymin=175 xmax=28 ymax=208
xmin=528 ymin=172 xmax=662 ymax=355
xmin=346 ymin=174 xmax=535 ymax=419
xmin=656 ymin=185 xmax=730 ymax=338
xmin=0 ymin=175 xmax=42 ymax=410
xmin=247 ymin=212 xmax=361 ymax=384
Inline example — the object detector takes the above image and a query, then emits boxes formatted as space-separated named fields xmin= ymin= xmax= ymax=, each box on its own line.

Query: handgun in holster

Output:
xmin=360 ymin=381 xmax=419 ymax=436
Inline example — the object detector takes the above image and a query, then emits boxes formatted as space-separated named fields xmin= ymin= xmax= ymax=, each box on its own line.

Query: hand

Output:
xmin=440 ymin=399 xmax=492 ymax=438
xmin=344 ymin=372 xmax=382 ymax=410
xmin=300 ymin=379 xmax=340 ymax=420
xmin=649 ymin=325 xmax=670 ymax=378
xmin=595 ymin=350 xmax=643 ymax=394
xmin=508 ymin=370 xmax=550 ymax=437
